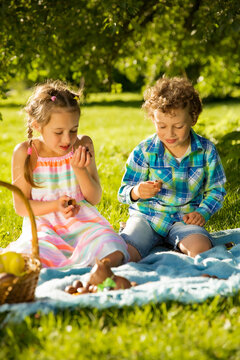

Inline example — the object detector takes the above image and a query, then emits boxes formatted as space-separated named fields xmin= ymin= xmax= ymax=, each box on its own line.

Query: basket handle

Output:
xmin=0 ymin=181 xmax=39 ymax=259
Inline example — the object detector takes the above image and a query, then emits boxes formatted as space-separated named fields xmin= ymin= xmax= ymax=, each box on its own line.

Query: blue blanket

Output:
xmin=1 ymin=228 xmax=240 ymax=323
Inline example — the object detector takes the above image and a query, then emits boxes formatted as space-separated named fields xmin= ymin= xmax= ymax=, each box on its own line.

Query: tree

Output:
xmin=1 ymin=0 xmax=239 ymax=98
xmin=116 ymin=0 xmax=240 ymax=96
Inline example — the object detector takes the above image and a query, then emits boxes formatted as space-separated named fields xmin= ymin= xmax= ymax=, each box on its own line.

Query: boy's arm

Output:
xmin=196 ymin=146 xmax=226 ymax=222
xmin=118 ymin=145 xmax=149 ymax=205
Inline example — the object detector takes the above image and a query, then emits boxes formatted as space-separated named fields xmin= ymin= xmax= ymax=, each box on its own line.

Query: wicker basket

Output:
xmin=0 ymin=180 xmax=41 ymax=304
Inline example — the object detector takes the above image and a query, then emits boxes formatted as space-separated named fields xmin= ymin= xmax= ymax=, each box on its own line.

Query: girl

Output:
xmin=6 ymin=80 xmax=129 ymax=268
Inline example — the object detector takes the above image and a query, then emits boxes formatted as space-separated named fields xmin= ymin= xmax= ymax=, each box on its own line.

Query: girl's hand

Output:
xmin=70 ymin=145 xmax=92 ymax=170
xmin=57 ymin=195 xmax=80 ymax=219
xmin=131 ymin=180 xmax=162 ymax=200
xmin=183 ymin=211 xmax=205 ymax=226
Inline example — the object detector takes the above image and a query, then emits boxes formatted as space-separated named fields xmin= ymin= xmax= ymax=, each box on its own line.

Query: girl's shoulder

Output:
xmin=13 ymin=140 xmax=38 ymax=170
xmin=13 ymin=138 xmax=43 ymax=155
xmin=12 ymin=141 xmax=31 ymax=171
xmin=13 ymin=141 xmax=29 ymax=158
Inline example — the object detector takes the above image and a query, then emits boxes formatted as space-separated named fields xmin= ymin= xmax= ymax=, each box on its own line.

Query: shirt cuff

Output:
xmin=125 ymin=186 xmax=139 ymax=205
xmin=195 ymin=208 xmax=211 ymax=222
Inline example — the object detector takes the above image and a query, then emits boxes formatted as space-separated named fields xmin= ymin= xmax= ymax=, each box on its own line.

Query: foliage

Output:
xmin=1 ymin=0 xmax=240 ymax=97
xmin=116 ymin=0 xmax=240 ymax=96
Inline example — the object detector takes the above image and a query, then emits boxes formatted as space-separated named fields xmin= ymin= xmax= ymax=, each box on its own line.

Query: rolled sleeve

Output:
xmin=118 ymin=144 xmax=149 ymax=205
xmin=197 ymin=145 xmax=226 ymax=220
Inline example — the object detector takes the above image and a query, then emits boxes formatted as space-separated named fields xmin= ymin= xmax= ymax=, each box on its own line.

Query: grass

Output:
xmin=0 ymin=89 xmax=240 ymax=359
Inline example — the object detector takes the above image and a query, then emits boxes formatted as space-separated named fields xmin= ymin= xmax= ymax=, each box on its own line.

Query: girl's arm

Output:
xmin=12 ymin=142 xmax=74 ymax=217
xmin=71 ymin=136 xmax=102 ymax=205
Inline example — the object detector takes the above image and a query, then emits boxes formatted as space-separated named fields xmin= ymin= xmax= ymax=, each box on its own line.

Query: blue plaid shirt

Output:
xmin=118 ymin=130 xmax=226 ymax=237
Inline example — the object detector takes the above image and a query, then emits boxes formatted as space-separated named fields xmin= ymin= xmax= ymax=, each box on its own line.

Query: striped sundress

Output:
xmin=7 ymin=149 xmax=129 ymax=268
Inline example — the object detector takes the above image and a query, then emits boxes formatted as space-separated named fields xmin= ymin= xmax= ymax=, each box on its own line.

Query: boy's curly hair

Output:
xmin=142 ymin=77 xmax=202 ymax=121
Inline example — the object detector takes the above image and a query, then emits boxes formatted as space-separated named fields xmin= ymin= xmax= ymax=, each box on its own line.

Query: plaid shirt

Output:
xmin=118 ymin=130 xmax=226 ymax=237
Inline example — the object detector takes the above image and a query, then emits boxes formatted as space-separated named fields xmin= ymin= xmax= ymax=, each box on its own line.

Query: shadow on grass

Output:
xmin=0 ymin=103 xmax=24 ymax=108
xmin=203 ymin=97 xmax=240 ymax=106
xmin=83 ymin=99 xmax=143 ymax=108
xmin=217 ymin=130 xmax=240 ymax=188
xmin=1 ymin=96 xmax=239 ymax=110
xmin=0 ymin=99 xmax=143 ymax=110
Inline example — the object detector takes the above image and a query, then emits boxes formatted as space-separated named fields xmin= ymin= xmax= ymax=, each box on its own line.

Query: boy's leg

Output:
xmin=120 ymin=214 xmax=161 ymax=262
xmin=178 ymin=234 xmax=212 ymax=257
xmin=167 ymin=222 xmax=212 ymax=257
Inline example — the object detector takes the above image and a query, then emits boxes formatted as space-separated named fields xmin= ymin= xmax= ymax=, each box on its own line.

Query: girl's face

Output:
xmin=37 ymin=109 xmax=79 ymax=156
xmin=152 ymin=107 xmax=196 ymax=156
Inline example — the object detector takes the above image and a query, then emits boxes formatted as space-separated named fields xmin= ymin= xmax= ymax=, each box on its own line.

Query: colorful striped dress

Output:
xmin=8 ymin=149 xmax=129 ymax=268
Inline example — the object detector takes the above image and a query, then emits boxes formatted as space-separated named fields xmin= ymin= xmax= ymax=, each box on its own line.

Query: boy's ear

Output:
xmin=191 ymin=116 xmax=198 ymax=126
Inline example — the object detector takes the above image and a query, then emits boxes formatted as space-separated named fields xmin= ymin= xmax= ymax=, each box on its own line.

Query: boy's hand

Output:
xmin=71 ymin=145 xmax=92 ymax=170
xmin=57 ymin=196 xmax=80 ymax=219
xmin=131 ymin=180 xmax=162 ymax=200
xmin=183 ymin=211 xmax=205 ymax=226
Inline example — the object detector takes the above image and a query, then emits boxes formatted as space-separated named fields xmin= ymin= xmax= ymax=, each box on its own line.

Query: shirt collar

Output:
xmin=146 ymin=134 xmax=165 ymax=155
xmin=190 ymin=129 xmax=204 ymax=152
xmin=146 ymin=129 xmax=203 ymax=155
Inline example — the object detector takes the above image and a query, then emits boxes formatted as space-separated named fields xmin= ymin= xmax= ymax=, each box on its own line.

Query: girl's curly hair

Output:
xmin=142 ymin=77 xmax=202 ymax=121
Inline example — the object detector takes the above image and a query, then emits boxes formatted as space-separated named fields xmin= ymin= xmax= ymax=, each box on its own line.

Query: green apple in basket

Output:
xmin=0 ymin=251 xmax=25 ymax=276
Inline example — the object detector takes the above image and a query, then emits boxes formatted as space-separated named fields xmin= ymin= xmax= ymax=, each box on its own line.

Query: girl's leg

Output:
xmin=127 ymin=244 xmax=142 ymax=262
xmin=103 ymin=250 xmax=124 ymax=267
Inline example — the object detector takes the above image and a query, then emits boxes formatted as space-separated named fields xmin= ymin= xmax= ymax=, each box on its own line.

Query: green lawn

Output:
xmin=0 ymin=90 xmax=240 ymax=359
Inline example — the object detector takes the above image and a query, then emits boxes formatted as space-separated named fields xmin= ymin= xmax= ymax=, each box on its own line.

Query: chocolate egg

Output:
xmin=77 ymin=287 xmax=89 ymax=294
xmin=88 ymin=284 xmax=98 ymax=293
xmin=73 ymin=280 xmax=83 ymax=289
xmin=65 ymin=285 xmax=77 ymax=294
xmin=68 ymin=199 xmax=77 ymax=206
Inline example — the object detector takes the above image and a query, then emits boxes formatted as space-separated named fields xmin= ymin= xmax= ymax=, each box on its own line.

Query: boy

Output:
xmin=118 ymin=77 xmax=226 ymax=261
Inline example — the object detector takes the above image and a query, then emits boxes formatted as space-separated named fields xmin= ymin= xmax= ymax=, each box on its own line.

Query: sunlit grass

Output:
xmin=0 ymin=89 xmax=240 ymax=359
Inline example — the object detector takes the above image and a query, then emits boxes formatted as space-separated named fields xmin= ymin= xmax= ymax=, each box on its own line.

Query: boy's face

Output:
xmin=152 ymin=107 xmax=196 ymax=156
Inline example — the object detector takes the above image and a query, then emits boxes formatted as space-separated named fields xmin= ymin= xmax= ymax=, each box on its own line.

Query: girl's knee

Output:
xmin=102 ymin=250 xmax=124 ymax=267
xmin=127 ymin=244 xmax=142 ymax=262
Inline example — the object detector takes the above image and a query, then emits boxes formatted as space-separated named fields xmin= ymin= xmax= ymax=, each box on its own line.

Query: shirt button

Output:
xmin=171 ymin=214 xmax=174 ymax=218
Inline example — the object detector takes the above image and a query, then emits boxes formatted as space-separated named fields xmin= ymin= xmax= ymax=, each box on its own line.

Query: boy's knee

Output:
xmin=122 ymin=215 xmax=152 ymax=236
xmin=120 ymin=215 xmax=155 ymax=260
xmin=178 ymin=235 xmax=212 ymax=257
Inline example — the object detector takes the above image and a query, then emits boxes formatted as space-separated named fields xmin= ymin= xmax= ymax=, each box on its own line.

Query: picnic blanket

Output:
xmin=1 ymin=228 xmax=240 ymax=323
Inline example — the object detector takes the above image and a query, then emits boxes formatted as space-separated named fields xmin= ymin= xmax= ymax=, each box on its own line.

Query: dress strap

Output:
xmin=31 ymin=142 xmax=39 ymax=157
